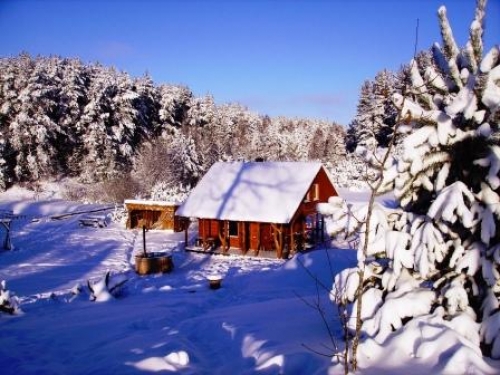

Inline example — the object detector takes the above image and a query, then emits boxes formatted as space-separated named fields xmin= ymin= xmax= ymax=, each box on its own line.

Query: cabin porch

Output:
xmin=184 ymin=243 xmax=281 ymax=259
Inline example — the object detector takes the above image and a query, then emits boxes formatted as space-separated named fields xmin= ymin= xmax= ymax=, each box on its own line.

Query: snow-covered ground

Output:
xmin=0 ymin=187 xmax=499 ymax=374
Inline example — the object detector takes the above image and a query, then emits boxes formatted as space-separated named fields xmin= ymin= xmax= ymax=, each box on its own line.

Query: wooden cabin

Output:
xmin=175 ymin=161 xmax=339 ymax=259
xmin=124 ymin=200 xmax=188 ymax=231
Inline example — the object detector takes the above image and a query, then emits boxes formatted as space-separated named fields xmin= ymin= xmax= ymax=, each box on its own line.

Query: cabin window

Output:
xmin=229 ymin=221 xmax=238 ymax=236
xmin=305 ymin=183 xmax=320 ymax=202
xmin=312 ymin=183 xmax=319 ymax=201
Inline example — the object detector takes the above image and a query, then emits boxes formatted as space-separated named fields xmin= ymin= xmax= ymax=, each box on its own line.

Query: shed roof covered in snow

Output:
xmin=176 ymin=161 xmax=333 ymax=223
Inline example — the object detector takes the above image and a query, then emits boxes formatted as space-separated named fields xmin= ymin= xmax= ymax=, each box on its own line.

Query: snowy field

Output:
xmin=0 ymin=187 xmax=499 ymax=374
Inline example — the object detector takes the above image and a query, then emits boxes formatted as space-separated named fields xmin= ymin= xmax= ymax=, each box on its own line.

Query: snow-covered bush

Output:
xmin=150 ymin=182 xmax=190 ymax=203
xmin=326 ymin=154 xmax=368 ymax=190
xmin=109 ymin=204 xmax=127 ymax=225
xmin=322 ymin=0 xmax=500 ymax=359
xmin=62 ymin=175 xmax=140 ymax=204
xmin=87 ymin=271 xmax=128 ymax=302
xmin=0 ymin=280 xmax=21 ymax=315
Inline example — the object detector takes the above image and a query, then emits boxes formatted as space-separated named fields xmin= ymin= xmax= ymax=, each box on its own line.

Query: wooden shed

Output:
xmin=124 ymin=200 xmax=188 ymax=231
xmin=175 ymin=161 xmax=339 ymax=259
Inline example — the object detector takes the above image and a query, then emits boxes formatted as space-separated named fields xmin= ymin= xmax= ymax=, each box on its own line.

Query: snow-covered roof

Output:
xmin=124 ymin=199 xmax=182 ymax=206
xmin=176 ymin=161 xmax=328 ymax=223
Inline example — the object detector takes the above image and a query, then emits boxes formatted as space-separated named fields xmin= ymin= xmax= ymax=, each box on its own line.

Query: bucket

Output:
xmin=207 ymin=274 xmax=222 ymax=290
xmin=135 ymin=252 xmax=173 ymax=275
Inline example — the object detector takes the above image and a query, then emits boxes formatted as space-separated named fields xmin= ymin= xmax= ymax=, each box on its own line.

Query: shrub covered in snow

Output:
xmin=0 ymin=280 xmax=21 ymax=315
xmin=87 ymin=271 xmax=128 ymax=302
xmin=321 ymin=0 xmax=500 ymax=360
xmin=150 ymin=182 xmax=190 ymax=203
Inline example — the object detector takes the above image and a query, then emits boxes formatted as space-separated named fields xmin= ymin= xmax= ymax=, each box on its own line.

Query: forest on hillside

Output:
xmin=0 ymin=53 xmax=356 ymax=200
xmin=0 ymin=48 xmax=428 ymax=202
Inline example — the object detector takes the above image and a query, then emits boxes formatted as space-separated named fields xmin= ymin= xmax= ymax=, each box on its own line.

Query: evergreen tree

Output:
xmin=347 ymin=70 xmax=400 ymax=152
xmin=322 ymin=0 xmax=500 ymax=359
xmin=0 ymin=131 xmax=14 ymax=190
xmin=345 ymin=119 xmax=359 ymax=153
xmin=56 ymin=57 xmax=88 ymax=175
xmin=170 ymin=132 xmax=204 ymax=188
xmin=347 ymin=80 xmax=373 ymax=151
xmin=77 ymin=65 xmax=113 ymax=181
xmin=132 ymin=73 xmax=158 ymax=134
xmin=156 ymin=84 xmax=192 ymax=135
xmin=372 ymin=69 xmax=398 ymax=147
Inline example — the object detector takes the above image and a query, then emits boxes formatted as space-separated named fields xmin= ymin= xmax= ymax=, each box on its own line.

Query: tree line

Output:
xmin=0 ymin=53 xmax=346 ymax=195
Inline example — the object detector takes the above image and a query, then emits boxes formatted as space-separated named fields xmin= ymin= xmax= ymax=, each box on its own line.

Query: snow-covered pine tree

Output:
xmin=345 ymin=81 xmax=372 ymax=152
xmin=55 ymin=57 xmax=87 ymax=175
xmin=186 ymin=94 xmax=216 ymax=130
xmin=157 ymin=84 xmax=192 ymax=135
xmin=0 ymin=131 xmax=14 ymax=191
xmin=105 ymin=70 xmax=142 ymax=169
xmin=0 ymin=56 xmax=24 ymax=189
xmin=9 ymin=56 xmax=65 ymax=181
xmin=131 ymin=73 xmax=157 ymax=135
xmin=27 ymin=57 xmax=68 ymax=178
xmin=0 ymin=54 xmax=61 ymax=181
xmin=323 ymin=0 xmax=500 ymax=360
xmin=77 ymin=65 xmax=112 ymax=182
xmin=169 ymin=131 xmax=204 ymax=188
xmin=345 ymin=119 xmax=359 ymax=154
xmin=78 ymin=66 xmax=145 ymax=181
xmin=346 ymin=70 xmax=400 ymax=154
xmin=372 ymin=69 xmax=398 ymax=147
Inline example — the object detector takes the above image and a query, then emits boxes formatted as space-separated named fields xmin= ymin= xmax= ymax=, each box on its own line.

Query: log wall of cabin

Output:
xmin=197 ymin=219 xmax=299 ymax=258
xmin=194 ymin=168 xmax=336 ymax=258
xmin=236 ymin=222 xmax=246 ymax=253
xmin=199 ymin=219 xmax=220 ymax=239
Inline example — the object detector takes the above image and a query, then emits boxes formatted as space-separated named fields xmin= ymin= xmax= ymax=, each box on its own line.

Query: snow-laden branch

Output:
xmin=427 ymin=181 xmax=475 ymax=227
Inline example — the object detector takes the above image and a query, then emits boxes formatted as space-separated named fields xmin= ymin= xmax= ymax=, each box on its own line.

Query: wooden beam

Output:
xmin=279 ymin=224 xmax=284 ymax=259
xmin=271 ymin=223 xmax=283 ymax=259
xmin=240 ymin=222 xmax=247 ymax=254
xmin=289 ymin=218 xmax=296 ymax=254
xmin=218 ymin=220 xmax=228 ymax=253
xmin=184 ymin=223 xmax=188 ymax=249
xmin=256 ymin=223 xmax=261 ymax=256
xmin=200 ymin=219 xmax=205 ymax=244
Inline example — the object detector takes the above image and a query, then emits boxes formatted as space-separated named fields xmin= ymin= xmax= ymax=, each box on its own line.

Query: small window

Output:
xmin=305 ymin=184 xmax=320 ymax=202
xmin=312 ymin=183 xmax=320 ymax=201
xmin=229 ymin=221 xmax=238 ymax=236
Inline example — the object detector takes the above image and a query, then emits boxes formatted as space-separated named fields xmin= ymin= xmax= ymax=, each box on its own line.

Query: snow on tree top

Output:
xmin=176 ymin=161 xmax=329 ymax=223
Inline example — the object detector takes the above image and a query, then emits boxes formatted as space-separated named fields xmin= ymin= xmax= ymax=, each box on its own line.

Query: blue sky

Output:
xmin=0 ymin=0 xmax=498 ymax=126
